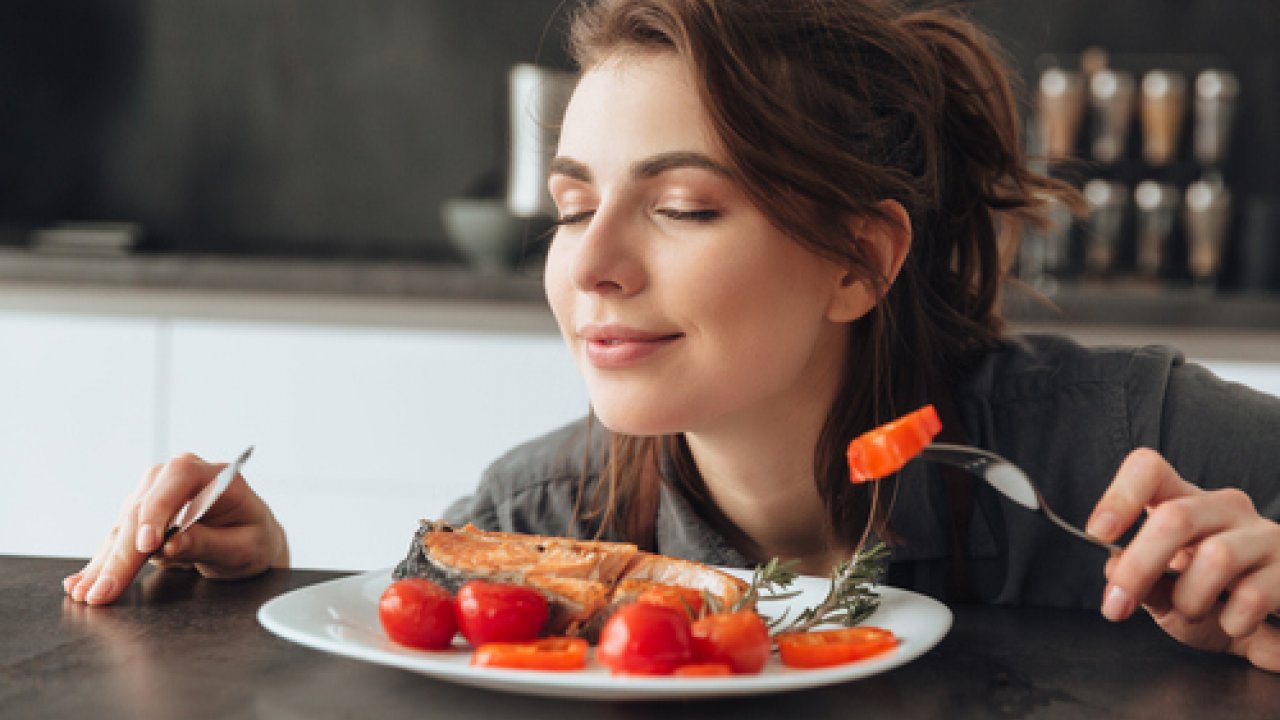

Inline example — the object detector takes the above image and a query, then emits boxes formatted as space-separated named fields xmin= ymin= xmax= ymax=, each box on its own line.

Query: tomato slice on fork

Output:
xmin=846 ymin=404 xmax=942 ymax=482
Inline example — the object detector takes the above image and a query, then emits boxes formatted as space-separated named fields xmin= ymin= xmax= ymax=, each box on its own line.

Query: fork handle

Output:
xmin=1029 ymin=484 xmax=1279 ymax=626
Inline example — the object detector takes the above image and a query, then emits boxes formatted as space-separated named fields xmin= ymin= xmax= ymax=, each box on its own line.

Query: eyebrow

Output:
xmin=547 ymin=151 xmax=734 ymax=184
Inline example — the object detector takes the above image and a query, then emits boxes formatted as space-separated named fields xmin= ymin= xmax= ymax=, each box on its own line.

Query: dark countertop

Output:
xmin=3 ymin=248 xmax=1280 ymax=329
xmin=5 ymin=555 xmax=1278 ymax=719
xmin=0 ymin=247 xmax=547 ymax=303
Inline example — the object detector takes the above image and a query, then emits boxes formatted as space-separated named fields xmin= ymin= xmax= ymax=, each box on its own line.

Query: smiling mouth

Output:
xmin=580 ymin=332 xmax=683 ymax=368
xmin=592 ymin=335 xmax=680 ymax=345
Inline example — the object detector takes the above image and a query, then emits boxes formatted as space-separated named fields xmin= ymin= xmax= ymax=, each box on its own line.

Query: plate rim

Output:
xmin=257 ymin=566 xmax=951 ymax=701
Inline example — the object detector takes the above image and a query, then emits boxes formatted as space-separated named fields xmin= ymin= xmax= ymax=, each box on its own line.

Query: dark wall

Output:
xmin=0 ymin=0 xmax=570 ymax=259
xmin=0 ymin=1 xmax=1275 ymax=263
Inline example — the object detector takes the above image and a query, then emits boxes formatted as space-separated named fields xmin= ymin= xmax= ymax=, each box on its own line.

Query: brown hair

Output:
xmin=565 ymin=0 xmax=1077 ymax=555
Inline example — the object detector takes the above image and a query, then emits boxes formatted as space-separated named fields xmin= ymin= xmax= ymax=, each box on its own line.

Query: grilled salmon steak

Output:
xmin=392 ymin=520 xmax=749 ymax=638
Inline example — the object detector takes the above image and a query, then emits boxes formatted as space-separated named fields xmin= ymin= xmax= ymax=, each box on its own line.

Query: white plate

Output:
xmin=257 ymin=568 xmax=951 ymax=701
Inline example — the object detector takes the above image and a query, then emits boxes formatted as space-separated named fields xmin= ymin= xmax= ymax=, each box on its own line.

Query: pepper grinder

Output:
xmin=1089 ymin=69 xmax=1136 ymax=164
xmin=506 ymin=64 xmax=577 ymax=219
xmin=1139 ymin=70 xmax=1187 ymax=167
xmin=1184 ymin=179 xmax=1232 ymax=288
xmin=1133 ymin=181 xmax=1179 ymax=279
xmin=1192 ymin=69 xmax=1240 ymax=173
xmin=1084 ymin=179 xmax=1128 ymax=276
xmin=1037 ymin=68 xmax=1086 ymax=161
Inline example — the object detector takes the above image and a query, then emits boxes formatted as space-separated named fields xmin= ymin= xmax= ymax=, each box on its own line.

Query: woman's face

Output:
xmin=544 ymin=52 xmax=854 ymax=437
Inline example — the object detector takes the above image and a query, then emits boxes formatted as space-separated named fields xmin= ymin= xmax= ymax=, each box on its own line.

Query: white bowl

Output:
xmin=440 ymin=198 xmax=525 ymax=272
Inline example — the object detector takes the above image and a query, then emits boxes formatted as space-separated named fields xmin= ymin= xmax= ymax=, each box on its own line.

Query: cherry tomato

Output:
xmin=377 ymin=578 xmax=458 ymax=650
xmin=471 ymin=637 xmax=588 ymax=671
xmin=673 ymin=662 xmax=733 ymax=677
xmin=776 ymin=627 xmax=898 ymax=668
xmin=636 ymin=584 xmax=706 ymax=619
xmin=847 ymin=405 xmax=942 ymax=482
xmin=689 ymin=610 xmax=771 ymax=674
xmin=597 ymin=602 xmax=694 ymax=675
xmin=455 ymin=580 xmax=549 ymax=646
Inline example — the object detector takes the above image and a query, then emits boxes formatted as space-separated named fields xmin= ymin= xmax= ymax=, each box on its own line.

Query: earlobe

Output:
xmin=826 ymin=200 xmax=913 ymax=323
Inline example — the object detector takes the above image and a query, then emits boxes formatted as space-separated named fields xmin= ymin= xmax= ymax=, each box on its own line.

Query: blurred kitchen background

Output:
xmin=1 ymin=0 xmax=1278 ymax=571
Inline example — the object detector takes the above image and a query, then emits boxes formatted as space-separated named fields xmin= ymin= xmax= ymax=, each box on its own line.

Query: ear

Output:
xmin=826 ymin=200 xmax=913 ymax=323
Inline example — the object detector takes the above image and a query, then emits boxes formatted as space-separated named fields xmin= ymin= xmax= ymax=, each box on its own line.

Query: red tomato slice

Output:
xmin=377 ymin=578 xmax=458 ymax=651
xmin=776 ymin=627 xmax=898 ymax=668
xmin=470 ymin=637 xmax=588 ymax=671
xmin=455 ymin=580 xmax=549 ymax=646
xmin=673 ymin=662 xmax=733 ymax=677
xmin=846 ymin=405 xmax=942 ymax=482
xmin=597 ymin=602 xmax=694 ymax=675
xmin=689 ymin=610 xmax=771 ymax=674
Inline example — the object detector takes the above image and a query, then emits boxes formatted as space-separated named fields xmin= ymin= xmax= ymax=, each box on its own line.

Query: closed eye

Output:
xmin=657 ymin=208 xmax=720 ymax=222
xmin=552 ymin=210 xmax=595 ymax=226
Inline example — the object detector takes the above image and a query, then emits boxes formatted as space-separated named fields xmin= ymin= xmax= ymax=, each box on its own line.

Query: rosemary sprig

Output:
xmin=731 ymin=556 xmax=802 ymax=611
xmin=743 ymin=542 xmax=890 ymax=634
xmin=698 ymin=556 xmax=801 ymax=619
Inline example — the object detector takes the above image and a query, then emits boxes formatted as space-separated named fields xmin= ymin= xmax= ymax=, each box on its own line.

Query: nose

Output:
xmin=567 ymin=203 xmax=646 ymax=296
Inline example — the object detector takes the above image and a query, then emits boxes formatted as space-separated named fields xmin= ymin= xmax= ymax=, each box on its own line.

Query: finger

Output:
xmin=1086 ymin=448 xmax=1196 ymax=544
xmin=1174 ymin=520 xmax=1275 ymax=621
xmin=66 ymin=461 xmax=167 ymax=600
xmin=1220 ymin=563 xmax=1280 ymax=640
xmin=134 ymin=453 xmax=216 ymax=555
xmin=1239 ymin=624 xmax=1280 ymax=673
xmin=82 ymin=507 xmax=147 ymax=605
xmin=1109 ymin=489 xmax=1256 ymax=619
xmin=68 ymin=526 xmax=116 ymax=601
xmin=163 ymin=523 xmax=276 ymax=580
xmin=1168 ymin=546 xmax=1195 ymax=574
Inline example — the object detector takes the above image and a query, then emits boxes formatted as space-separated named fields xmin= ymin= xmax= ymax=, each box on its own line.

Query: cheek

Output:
xmin=542 ymin=240 xmax=575 ymax=329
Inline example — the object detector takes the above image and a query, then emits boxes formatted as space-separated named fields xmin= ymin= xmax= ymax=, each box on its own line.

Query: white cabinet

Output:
xmin=1200 ymin=360 xmax=1280 ymax=398
xmin=3 ymin=289 xmax=1276 ymax=573
xmin=0 ymin=312 xmax=160 ymax=558
xmin=164 ymin=320 xmax=588 ymax=570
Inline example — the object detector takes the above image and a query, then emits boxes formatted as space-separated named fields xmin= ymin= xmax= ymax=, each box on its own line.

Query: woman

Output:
xmin=66 ymin=0 xmax=1280 ymax=671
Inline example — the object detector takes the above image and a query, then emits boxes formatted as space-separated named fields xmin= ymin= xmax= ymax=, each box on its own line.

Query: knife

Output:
xmin=155 ymin=446 xmax=255 ymax=553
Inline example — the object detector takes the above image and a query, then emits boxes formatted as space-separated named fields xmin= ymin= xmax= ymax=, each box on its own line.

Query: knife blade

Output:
xmin=157 ymin=446 xmax=255 ymax=550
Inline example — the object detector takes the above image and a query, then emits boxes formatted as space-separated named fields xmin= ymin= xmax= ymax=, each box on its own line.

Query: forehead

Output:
xmin=558 ymin=52 xmax=725 ymax=169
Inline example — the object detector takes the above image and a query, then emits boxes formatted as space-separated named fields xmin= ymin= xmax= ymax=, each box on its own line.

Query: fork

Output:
xmin=917 ymin=442 xmax=1280 ymax=626
xmin=918 ymin=442 xmax=1121 ymax=554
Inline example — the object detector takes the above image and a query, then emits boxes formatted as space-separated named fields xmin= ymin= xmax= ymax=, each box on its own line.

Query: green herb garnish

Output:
xmin=734 ymin=542 xmax=889 ymax=634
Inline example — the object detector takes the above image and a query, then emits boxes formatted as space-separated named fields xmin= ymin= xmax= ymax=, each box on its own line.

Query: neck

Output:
xmin=683 ymin=352 xmax=851 ymax=575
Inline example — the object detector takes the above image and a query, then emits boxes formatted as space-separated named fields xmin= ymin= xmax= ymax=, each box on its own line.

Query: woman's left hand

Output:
xmin=1086 ymin=448 xmax=1280 ymax=672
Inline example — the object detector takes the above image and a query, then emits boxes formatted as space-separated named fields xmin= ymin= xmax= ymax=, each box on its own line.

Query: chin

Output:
xmin=590 ymin=401 xmax=689 ymax=438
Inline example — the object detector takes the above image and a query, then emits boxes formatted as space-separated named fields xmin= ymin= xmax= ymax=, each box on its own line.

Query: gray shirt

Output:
xmin=442 ymin=334 xmax=1280 ymax=609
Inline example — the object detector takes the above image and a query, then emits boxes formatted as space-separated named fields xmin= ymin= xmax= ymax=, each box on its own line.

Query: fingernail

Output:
xmin=71 ymin=574 xmax=94 ymax=602
xmin=1087 ymin=511 xmax=1119 ymax=541
xmin=62 ymin=574 xmax=80 ymax=594
xmin=136 ymin=524 xmax=157 ymax=554
xmin=86 ymin=576 xmax=116 ymax=604
xmin=1102 ymin=585 xmax=1134 ymax=621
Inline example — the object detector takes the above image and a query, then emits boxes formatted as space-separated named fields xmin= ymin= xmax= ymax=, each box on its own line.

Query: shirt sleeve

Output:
xmin=1140 ymin=354 xmax=1280 ymax=521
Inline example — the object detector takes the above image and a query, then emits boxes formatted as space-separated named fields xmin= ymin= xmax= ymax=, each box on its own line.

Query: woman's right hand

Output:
xmin=63 ymin=452 xmax=290 ymax=605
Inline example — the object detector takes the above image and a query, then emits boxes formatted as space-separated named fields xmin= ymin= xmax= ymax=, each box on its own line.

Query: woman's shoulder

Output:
xmin=964 ymin=331 xmax=1280 ymax=489
xmin=442 ymin=416 xmax=608 ymax=536
xmin=967 ymin=332 xmax=1183 ymax=400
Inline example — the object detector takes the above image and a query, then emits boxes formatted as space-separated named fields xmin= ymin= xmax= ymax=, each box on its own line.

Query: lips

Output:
xmin=578 ymin=323 xmax=682 ymax=369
